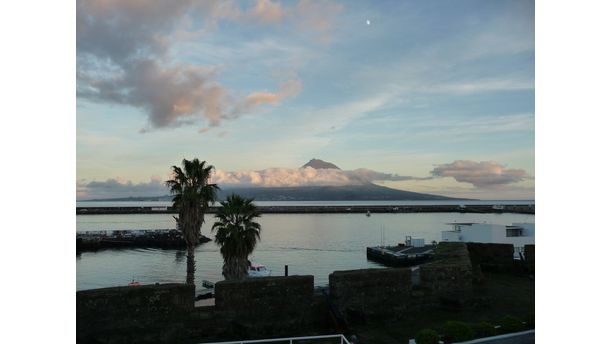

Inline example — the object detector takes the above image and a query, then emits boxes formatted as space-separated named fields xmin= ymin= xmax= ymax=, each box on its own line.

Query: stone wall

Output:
xmin=215 ymin=275 xmax=316 ymax=337
xmin=76 ymin=283 xmax=195 ymax=344
xmin=466 ymin=242 xmax=515 ymax=272
xmin=524 ymin=244 xmax=535 ymax=273
xmin=420 ymin=242 xmax=473 ymax=305
xmin=328 ymin=244 xmax=477 ymax=322
xmin=77 ymin=246 xmax=488 ymax=342
xmin=329 ymin=268 xmax=414 ymax=321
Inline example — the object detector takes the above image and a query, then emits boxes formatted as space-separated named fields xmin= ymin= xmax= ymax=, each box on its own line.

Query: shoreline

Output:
xmin=77 ymin=204 xmax=534 ymax=215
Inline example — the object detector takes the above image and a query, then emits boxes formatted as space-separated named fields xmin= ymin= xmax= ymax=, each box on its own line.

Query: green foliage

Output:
xmin=212 ymin=194 xmax=262 ymax=280
xmin=443 ymin=321 xmax=474 ymax=342
xmin=471 ymin=322 xmax=496 ymax=338
xmin=166 ymin=158 xmax=219 ymax=247
xmin=498 ymin=315 xmax=525 ymax=334
xmin=415 ymin=328 xmax=439 ymax=344
xmin=166 ymin=158 xmax=218 ymax=285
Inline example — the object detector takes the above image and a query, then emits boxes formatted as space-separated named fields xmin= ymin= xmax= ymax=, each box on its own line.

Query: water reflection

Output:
xmin=175 ymin=249 xmax=186 ymax=263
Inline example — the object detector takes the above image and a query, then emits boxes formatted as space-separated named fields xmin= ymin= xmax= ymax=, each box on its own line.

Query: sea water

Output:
xmin=76 ymin=210 xmax=534 ymax=290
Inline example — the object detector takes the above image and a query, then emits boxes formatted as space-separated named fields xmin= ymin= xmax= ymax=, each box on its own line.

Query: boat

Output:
xmin=441 ymin=222 xmax=534 ymax=258
xmin=128 ymin=279 xmax=141 ymax=286
xmin=197 ymin=280 xmax=215 ymax=300
xmin=366 ymin=236 xmax=436 ymax=267
xmin=248 ymin=263 xmax=272 ymax=277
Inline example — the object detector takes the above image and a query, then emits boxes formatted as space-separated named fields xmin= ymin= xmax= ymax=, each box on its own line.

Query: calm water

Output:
xmin=76 ymin=211 xmax=534 ymax=291
xmin=76 ymin=200 xmax=534 ymax=207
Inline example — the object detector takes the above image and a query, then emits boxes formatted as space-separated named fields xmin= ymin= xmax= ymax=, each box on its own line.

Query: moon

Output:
xmin=366 ymin=19 xmax=371 ymax=26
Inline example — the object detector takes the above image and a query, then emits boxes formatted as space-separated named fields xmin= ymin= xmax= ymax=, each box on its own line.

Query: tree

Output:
xmin=212 ymin=194 xmax=262 ymax=280
xmin=166 ymin=158 xmax=219 ymax=285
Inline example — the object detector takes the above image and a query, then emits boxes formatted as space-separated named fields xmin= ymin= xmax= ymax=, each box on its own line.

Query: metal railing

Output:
xmin=201 ymin=334 xmax=351 ymax=344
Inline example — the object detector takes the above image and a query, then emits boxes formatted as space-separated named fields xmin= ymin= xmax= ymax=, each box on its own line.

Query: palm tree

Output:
xmin=166 ymin=158 xmax=219 ymax=285
xmin=212 ymin=194 xmax=262 ymax=280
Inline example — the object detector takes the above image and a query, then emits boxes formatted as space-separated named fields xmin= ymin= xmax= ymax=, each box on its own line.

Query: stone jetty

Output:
xmin=76 ymin=229 xmax=211 ymax=252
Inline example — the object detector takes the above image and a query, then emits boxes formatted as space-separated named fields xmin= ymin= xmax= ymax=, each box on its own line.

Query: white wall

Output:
xmin=441 ymin=231 xmax=461 ymax=241
xmin=441 ymin=223 xmax=535 ymax=247
xmin=513 ymin=222 xmax=535 ymax=237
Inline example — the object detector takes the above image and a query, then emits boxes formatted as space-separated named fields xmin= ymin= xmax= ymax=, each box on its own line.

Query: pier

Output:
xmin=76 ymin=229 xmax=211 ymax=252
xmin=76 ymin=204 xmax=534 ymax=215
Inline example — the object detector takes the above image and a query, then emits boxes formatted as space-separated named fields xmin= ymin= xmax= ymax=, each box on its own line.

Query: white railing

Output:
xmin=201 ymin=334 xmax=351 ymax=344
xmin=455 ymin=329 xmax=535 ymax=343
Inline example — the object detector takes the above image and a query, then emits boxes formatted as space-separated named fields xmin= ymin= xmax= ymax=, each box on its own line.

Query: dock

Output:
xmin=76 ymin=229 xmax=211 ymax=252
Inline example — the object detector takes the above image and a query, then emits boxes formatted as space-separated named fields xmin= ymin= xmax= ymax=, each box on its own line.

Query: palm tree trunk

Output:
xmin=223 ymin=257 xmax=249 ymax=280
xmin=186 ymin=244 xmax=196 ymax=285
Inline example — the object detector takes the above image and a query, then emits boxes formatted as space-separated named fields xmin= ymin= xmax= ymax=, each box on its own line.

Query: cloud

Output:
xmin=77 ymin=176 xmax=167 ymax=200
xmin=77 ymin=0 xmax=190 ymax=62
xmin=249 ymin=0 xmax=285 ymax=24
xmin=294 ymin=0 xmax=343 ymax=43
xmin=211 ymin=166 xmax=426 ymax=187
xmin=350 ymin=168 xmax=432 ymax=182
xmin=430 ymin=160 xmax=529 ymax=188
xmin=424 ymin=79 xmax=534 ymax=94
xmin=77 ymin=160 xmax=533 ymax=199
xmin=76 ymin=165 xmax=424 ymax=199
xmin=213 ymin=167 xmax=352 ymax=187
xmin=202 ymin=0 xmax=341 ymax=40
xmin=76 ymin=0 xmax=324 ymax=131
xmin=246 ymin=78 xmax=302 ymax=107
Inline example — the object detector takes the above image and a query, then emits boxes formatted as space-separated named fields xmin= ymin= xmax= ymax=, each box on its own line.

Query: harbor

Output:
xmin=76 ymin=203 xmax=534 ymax=215
xmin=77 ymin=211 xmax=535 ymax=290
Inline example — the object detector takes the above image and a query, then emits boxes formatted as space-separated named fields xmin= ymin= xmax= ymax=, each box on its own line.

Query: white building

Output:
xmin=441 ymin=222 xmax=535 ymax=256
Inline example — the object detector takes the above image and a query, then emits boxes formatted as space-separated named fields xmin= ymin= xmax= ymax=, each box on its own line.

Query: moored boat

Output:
xmin=367 ymin=236 xmax=436 ymax=267
xmin=248 ymin=263 xmax=271 ymax=277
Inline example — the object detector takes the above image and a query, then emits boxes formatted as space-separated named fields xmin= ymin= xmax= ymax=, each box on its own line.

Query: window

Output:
xmin=506 ymin=227 xmax=523 ymax=237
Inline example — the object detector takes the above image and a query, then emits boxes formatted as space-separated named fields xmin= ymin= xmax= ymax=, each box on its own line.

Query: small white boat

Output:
xmin=197 ymin=280 xmax=215 ymax=300
xmin=248 ymin=263 xmax=271 ymax=277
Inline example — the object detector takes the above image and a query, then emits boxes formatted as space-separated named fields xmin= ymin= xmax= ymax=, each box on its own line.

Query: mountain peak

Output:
xmin=302 ymin=158 xmax=341 ymax=170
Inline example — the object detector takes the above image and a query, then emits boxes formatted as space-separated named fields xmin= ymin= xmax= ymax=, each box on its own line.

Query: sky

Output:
xmin=76 ymin=0 xmax=535 ymax=200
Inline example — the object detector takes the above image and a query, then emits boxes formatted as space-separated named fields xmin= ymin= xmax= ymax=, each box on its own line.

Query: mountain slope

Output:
xmin=83 ymin=184 xmax=464 ymax=202
xmin=219 ymin=184 xmax=461 ymax=201
xmin=302 ymin=158 xmax=341 ymax=170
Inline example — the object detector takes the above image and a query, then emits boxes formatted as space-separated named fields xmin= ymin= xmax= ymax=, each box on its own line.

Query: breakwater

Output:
xmin=77 ymin=204 xmax=534 ymax=215
xmin=76 ymin=229 xmax=211 ymax=252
